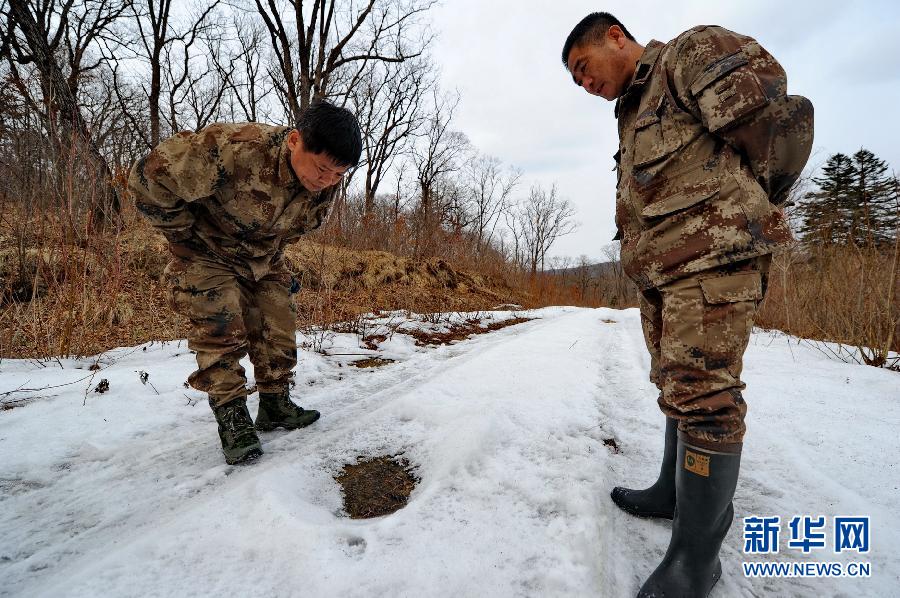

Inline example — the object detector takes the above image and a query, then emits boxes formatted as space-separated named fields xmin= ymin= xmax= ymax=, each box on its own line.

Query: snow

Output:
xmin=1 ymin=307 xmax=897 ymax=597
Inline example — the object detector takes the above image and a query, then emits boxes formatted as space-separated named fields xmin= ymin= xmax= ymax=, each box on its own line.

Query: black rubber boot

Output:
xmin=211 ymin=398 xmax=263 ymax=465
xmin=636 ymin=439 xmax=741 ymax=597
xmin=611 ymin=417 xmax=677 ymax=519
xmin=255 ymin=388 xmax=320 ymax=431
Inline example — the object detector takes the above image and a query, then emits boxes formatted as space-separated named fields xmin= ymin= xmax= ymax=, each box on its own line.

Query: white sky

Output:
xmin=429 ymin=0 xmax=900 ymax=261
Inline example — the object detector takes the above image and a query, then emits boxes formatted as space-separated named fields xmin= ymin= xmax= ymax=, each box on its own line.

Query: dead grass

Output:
xmin=0 ymin=216 xmax=532 ymax=359
xmin=758 ymin=242 xmax=900 ymax=368
xmin=334 ymin=455 xmax=419 ymax=519
xmin=352 ymin=357 xmax=395 ymax=368
xmin=402 ymin=316 xmax=532 ymax=347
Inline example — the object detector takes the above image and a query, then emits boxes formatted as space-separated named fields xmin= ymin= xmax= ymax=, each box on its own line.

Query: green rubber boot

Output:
xmin=211 ymin=398 xmax=263 ymax=465
xmin=636 ymin=439 xmax=741 ymax=597
xmin=255 ymin=388 xmax=320 ymax=431
xmin=611 ymin=417 xmax=677 ymax=520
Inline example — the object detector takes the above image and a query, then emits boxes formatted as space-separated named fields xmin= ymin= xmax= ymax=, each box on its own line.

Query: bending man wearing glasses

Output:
xmin=129 ymin=101 xmax=362 ymax=465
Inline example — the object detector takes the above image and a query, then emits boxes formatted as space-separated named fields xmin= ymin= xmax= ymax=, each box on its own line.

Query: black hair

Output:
xmin=296 ymin=100 xmax=362 ymax=167
xmin=561 ymin=12 xmax=636 ymax=66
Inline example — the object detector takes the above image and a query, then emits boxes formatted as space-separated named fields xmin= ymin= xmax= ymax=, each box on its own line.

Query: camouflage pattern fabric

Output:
xmin=612 ymin=25 xmax=812 ymax=451
xmin=128 ymin=123 xmax=329 ymax=405
xmin=128 ymin=122 xmax=334 ymax=282
xmin=165 ymin=254 xmax=298 ymax=407
xmin=639 ymin=255 xmax=771 ymax=452
xmin=614 ymin=25 xmax=813 ymax=291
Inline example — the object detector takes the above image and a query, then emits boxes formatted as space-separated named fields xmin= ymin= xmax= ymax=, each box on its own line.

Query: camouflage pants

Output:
xmin=164 ymin=255 xmax=298 ymax=407
xmin=639 ymin=255 xmax=772 ymax=452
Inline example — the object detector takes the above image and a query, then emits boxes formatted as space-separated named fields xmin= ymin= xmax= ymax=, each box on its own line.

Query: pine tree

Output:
xmin=848 ymin=149 xmax=897 ymax=246
xmin=798 ymin=149 xmax=899 ymax=246
xmin=888 ymin=177 xmax=900 ymax=237
xmin=798 ymin=153 xmax=855 ymax=245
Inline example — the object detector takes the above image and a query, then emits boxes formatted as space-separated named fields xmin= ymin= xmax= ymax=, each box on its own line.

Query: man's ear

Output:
xmin=287 ymin=129 xmax=301 ymax=151
xmin=608 ymin=25 xmax=627 ymax=49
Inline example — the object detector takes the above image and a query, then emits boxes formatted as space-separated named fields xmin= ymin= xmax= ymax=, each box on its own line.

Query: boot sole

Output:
xmin=225 ymin=446 xmax=263 ymax=465
xmin=255 ymin=412 xmax=321 ymax=432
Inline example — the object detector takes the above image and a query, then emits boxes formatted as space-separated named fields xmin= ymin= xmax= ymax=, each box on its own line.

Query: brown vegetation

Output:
xmin=335 ymin=455 xmax=419 ymax=519
xmin=758 ymin=242 xmax=900 ymax=368
xmin=4 ymin=196 xmax=896 ymax=370
xmin=0 ymin=210 xmax=536 ymax=359
xmin=2 ymin=1 xmax=896 ymax=373
xmin=401 ymin=316 xmax=532 ymax=347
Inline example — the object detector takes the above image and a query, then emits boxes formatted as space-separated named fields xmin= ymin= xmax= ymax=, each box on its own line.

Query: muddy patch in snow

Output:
xmin=403 ymin=317 xmax=533 ymax=347
xmin=352 ymin=357 xmax=395 ymax=369
xmin=335 ymin=456 xmax=419 ymax=519
xmin=603 ymin=438 xmax=620 ymax=453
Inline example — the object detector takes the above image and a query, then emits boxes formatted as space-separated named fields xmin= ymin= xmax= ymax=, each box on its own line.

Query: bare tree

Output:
xmin=215 ymin=13 xmax=274 ymax=123
xmin=412 ymin=89 xmax=467 ymax=217
xmin=125 ymin=0 xmax=220 ymax=147
xmin=163 ymin=25 xmax=232 ymax=133
xmin=464 ymin=154 xmax=520 ymax=256
xmin=573 ymin=254 xmax=596 ymax=301
xmin=352 ymin=55 xmax=431 ymax=214
xmin=516 ymin=183 xmax=578 ymax=275
xmin=251 ymin=0 xmax=435 ymax=121
xmin=2 ymin=0 xmax=130 ymax=221
xmin=502 ymin=212 xmax=525 ymax=270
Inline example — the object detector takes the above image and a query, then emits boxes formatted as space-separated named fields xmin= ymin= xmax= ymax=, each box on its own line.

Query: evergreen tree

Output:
xmin=848 ymin=149 xmax=897 ymax=246
xmin=798 ymin=149 xmax=899 ymax=246
xmin=798 ymin=153 xmax=855 ymax=245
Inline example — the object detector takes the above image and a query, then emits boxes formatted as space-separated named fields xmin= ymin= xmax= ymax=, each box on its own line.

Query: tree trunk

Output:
xmin=8 ymin=0 xmax=121 ymax=226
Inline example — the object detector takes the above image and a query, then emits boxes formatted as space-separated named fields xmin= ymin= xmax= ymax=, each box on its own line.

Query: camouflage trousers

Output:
xmin=638 ymin=255 xmax=772 ymax=453
xmin=164 ymin=255 xmax=298 ymax=408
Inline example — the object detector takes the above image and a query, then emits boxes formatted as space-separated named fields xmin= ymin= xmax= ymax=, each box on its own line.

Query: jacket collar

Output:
xmin=615 ymin=40 xmax=665 ymax=118
xmin=277 ymin=128 xmax=303 ymax=190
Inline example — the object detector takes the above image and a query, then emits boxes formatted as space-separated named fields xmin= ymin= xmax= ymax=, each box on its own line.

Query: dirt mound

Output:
xmin=286 ymin=242 xmax=503 ymax=294
xmin=1 ymin=222 xmax=530 ymax=358
xmin=283 ymin=241 xmax=528 ymax=323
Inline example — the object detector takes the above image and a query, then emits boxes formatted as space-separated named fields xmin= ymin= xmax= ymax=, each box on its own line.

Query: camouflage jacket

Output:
xmin=614 ymin=25 xmax=813 ymax=290
xmin=128 ymin=123 xmax=334 ymax=280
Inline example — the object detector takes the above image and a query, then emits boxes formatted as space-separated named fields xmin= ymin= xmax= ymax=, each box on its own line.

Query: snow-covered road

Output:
xmin=1 ymin=307 xmax=897 ymax=597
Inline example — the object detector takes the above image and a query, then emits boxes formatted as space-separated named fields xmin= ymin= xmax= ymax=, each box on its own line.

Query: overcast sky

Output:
xmin=428 ymin=0 xmax=900 ymax=261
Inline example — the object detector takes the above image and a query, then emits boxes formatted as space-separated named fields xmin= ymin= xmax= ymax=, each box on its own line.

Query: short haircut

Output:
xmin=561 ymin=12 xmax=636 ymax=66
xmin=297 ymin=100 xmax=362 ymax=167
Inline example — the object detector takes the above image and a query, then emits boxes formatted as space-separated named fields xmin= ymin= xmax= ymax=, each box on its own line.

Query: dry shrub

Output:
xmin=0 ymin=214 xmax=530 ymax=359
xmin=758 ymin=241 xmax=900 ymax=368
xmin=0 ymin=207 xmax=184 ymax=359
xmin=284 ymin=240 xmax=528 ymax=331
xmin=315 ymin=194 xmax=523 ymax=286
xmin=526 ymin=272 xmax=637 ymax=309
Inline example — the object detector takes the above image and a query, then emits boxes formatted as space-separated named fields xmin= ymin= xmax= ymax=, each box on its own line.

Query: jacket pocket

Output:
xmin=632 ymin=95 xmax=682 ymax=169
xmin=640 ymin=177 xmax=719 ymax=219
xmin=698 ymin=270 xmax=763 ymax=304
xmin=690 ymin=50 xmax=768 ymax=133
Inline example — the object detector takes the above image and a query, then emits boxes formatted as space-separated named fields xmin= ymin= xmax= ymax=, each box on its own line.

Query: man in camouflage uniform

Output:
xmin=129 ymin=102 xmax=362 ymax=465
xmin=562 ymin=13 xmax=812 ymax=596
